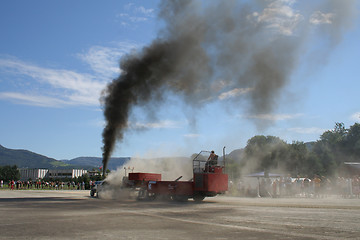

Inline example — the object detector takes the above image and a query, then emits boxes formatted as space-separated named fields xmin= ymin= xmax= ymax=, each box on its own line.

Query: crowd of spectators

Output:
xmin=234 ymin=175 xmax=360 ymax=198
xmin=0 ymin=180 xmax=90 ymax=190
xmin=2 ymin=176 xmax=360 ymax=199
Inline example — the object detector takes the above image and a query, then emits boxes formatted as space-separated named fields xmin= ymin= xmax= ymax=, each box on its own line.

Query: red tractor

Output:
xmin=123 ymin=149 xmax=228 ymax=202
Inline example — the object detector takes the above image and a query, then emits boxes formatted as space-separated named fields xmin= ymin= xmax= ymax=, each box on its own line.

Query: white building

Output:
xmin=19 ymin=169 xmax=48 ymax=181
xmin=47 ymin=169 xmax=88 ymax=179
xmin=19 ymin=168 xmax=87 ymax=180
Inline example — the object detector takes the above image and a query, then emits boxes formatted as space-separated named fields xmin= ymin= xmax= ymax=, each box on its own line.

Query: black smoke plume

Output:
xmin=101 ymin=0 xmax=356 ymax=175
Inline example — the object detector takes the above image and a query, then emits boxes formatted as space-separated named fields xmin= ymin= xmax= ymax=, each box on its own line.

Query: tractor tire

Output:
xmin=90 ymin=189 xmax=96 ymax=197
xmin=173 ymin=195 xmax=188 ymax=202
xmin=137 ymin=189 xmax=145 ymax=200
xmin=193 ymin=193 xmax=205 ymax=202
xmin=147 ymin=193 xmax=157 ymax=201
xmin=137 ymin=189 xmax=156 ymax=201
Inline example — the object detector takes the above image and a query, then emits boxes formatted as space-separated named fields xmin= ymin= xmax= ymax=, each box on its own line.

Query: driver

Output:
xmin=208 ymin=151 xmax=216 ymax=162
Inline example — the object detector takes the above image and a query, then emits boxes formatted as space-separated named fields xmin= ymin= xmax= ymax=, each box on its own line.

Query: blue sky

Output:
xmin=0 ymin=0 xmax=359 ymax=160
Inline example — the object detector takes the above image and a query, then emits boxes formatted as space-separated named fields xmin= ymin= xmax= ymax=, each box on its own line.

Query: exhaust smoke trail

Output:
xmin=101 ymin=0 xmax=356 ymax=175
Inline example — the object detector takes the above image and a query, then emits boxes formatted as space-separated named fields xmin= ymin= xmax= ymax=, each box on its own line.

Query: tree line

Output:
xmin=226 ymin=122 xmax=360 ymax=179
xmin=0 ymin=165 xmax=20 ymax=181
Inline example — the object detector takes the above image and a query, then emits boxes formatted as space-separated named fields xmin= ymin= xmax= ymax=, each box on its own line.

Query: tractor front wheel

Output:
xmin=90 ymin=189 xmax=96 ymax=197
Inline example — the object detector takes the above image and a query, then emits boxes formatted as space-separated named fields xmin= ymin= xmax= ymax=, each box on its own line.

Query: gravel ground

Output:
xmin=0 ymin=190 xmax=359 ymax=240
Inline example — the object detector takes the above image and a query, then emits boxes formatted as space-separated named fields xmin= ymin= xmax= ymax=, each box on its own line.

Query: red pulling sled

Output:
xmin=124 ymin=149 xmax=228 ymax=202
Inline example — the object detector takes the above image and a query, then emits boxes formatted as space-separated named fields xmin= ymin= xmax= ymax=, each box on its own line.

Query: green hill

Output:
xmin=0 ymin=144 xmax=71 ymax=169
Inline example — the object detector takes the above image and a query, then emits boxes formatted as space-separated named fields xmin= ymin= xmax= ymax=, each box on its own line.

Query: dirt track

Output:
xmin=0 ymin=190 xmax=359 ymax=239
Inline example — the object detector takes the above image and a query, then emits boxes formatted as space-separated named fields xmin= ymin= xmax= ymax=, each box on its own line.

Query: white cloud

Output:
xmin=0 ymin=57 xmax=104 ymax=106
xmin=77 ymin=43 xmax=137 ymax=77
xmin=87 ymin=118 xmax=105 ymax=128
xmin=135 ymin=6 xmax=154 ymax=16
xmin=129 ymin=17 xmax=149 ymax=23
xmin=218 ymin=88 xmax=253 ymax=100
xmin=0 ymin=43 xmax=136 ymax=107
xmin=183 ymin=133 xmax=201 ymax=138
xmin=310 ymin=11 xmax=334 ymax=25
xmin=288 ymin=127 xmax=327 ymax=134
xmin=243 ymin=113 xmax=302 ymax=121
xmin=130 ymin=120 xmax=183 ymax=130
xmin=124 ymin=3 xmax=135 ymax=11
xmin=350 ymin=112 xmax=360 ymax=122
xmin=251 ymin=0 xmax=303 ymax=36
xmin=0 ymin=92 xmax=72 ymax=107
xmin=117 ymin=4 xmax=155 ymax=26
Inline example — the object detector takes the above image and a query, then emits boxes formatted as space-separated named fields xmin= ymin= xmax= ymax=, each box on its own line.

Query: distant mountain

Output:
xmin=0 ymin=144 xmax=130 ymax=170
xmin=226 ymin=148 xmax=245 ymax=162
xmin=62 ymin=157 xmax=130 ymax=170
xmin=0 ymin=144 xmax=71 ymax=169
